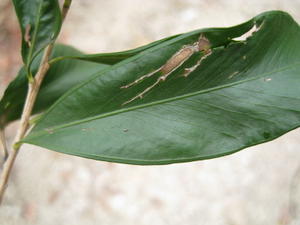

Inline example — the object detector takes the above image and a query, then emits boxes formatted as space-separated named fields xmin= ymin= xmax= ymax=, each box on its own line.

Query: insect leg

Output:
xmin=120 ymin=66 xmax=162 ymax=89
xmin=182 ymin=49 xmax=212 ymax=77
xmin=122 ymin=72 xmax=172 ymax=105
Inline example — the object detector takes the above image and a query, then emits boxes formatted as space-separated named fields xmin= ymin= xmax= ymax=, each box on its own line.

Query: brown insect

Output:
xmin=121 ymin=34 xmax=212 ymax=105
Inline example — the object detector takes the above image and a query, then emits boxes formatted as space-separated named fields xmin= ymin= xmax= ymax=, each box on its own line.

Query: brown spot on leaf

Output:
xmin=45 ymin=128 xmax=54 ymax=134
xmin=24 ymin=24 xmax=32 ymax=47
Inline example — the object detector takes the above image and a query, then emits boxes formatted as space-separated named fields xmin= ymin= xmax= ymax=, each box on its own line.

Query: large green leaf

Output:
xmin=0 ymin=44 xmax=109 ymax=125
xmin=12 ymin=0 xmax=62 ymax=67
xmin=23 ymin=11 xmax=300 ymax=165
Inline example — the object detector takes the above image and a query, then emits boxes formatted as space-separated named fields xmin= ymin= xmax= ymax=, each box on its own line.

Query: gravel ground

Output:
xmin=1 ymin=0 xmax=300 ymax=225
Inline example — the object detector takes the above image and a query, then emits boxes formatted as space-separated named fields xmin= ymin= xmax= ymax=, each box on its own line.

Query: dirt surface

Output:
xmin=1 ymin=0 xmax=300 ymax=225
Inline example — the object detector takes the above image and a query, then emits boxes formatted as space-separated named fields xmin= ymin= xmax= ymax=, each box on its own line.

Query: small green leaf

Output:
xmin=0 ymin=44 xmax=109 ymax=125
xmin=12 ymin=0 xmax=62 ymax=67
xmin=24 ymin=11 xmax=300 ymax=165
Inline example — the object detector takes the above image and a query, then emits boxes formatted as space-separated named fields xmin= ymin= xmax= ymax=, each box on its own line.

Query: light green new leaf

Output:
xmin=12 ymin=0 xmax=62 ymax=67
xmin=0 ymin=44 xmax=109 ymax=125
xmin=24 ymin=11 xmax=300 ymax=165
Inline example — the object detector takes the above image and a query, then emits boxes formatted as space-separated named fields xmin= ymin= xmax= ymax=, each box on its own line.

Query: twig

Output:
xmin=0 ymin=0 xmax=72 ymax=204
xmin=0 ymin=128 xmax=8 ymax=162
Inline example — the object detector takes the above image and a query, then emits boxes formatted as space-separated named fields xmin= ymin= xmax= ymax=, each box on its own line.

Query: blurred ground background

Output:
xmin=1 ymin=0 xmax=300 ymax=225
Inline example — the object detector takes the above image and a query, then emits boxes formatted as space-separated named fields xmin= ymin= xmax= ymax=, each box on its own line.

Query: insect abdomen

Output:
xmin=161 ymin=47 xmax=195 ymax=75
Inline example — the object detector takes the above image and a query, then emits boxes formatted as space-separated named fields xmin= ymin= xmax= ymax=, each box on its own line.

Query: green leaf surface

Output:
xmin=12 ymin=0 xmax=62 ymax=67
xmin=24 ymin=11 xmax=300 ymax=165
xmin=0 ymin=44 xmax=109 ymax=125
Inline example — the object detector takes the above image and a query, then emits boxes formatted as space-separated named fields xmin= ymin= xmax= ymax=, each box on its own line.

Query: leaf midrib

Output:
xmin=28 ymin=61 xmax=300 ymax=138
xmin=31 ymin=27 xmax=255 ymax=128
xmin=26 ymin=0 xmax=44 ymax=65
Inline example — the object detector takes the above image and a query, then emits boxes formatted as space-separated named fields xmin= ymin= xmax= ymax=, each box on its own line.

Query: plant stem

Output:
xmin=0 ymin=46 xmax=52 ymax=204
xmin=0 ymin=128 xmax=8 ymax=162
xmin=0 ymin=0 xmax=72 ymax=204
